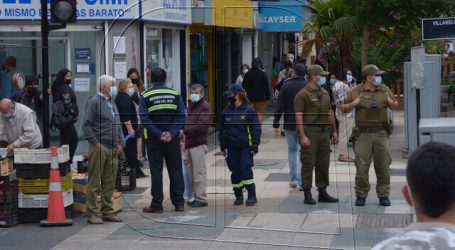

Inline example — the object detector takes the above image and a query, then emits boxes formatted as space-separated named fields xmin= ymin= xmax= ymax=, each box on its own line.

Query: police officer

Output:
xmin=139 ymin=68 xmax=186 ymax=213
xmin=294 ymin=65 xmax=339 ymax=205
xmin=343 ymin=64 xmax=399 ymax=207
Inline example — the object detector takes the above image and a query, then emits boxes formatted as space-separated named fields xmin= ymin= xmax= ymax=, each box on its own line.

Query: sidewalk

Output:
xmin=0 ymin=111 xmax=411 ymax=250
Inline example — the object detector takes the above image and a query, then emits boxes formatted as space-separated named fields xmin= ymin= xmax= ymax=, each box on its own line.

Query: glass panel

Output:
xmin=190 ymin=33 xmax=208 ymax=97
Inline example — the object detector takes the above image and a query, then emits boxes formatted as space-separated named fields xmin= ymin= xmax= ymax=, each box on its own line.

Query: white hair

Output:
xmin=97 ymin=75 xmax=116 ymax=91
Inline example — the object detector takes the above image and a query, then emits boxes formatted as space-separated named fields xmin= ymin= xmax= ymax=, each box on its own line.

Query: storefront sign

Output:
xmin=259 ymin=0 xmax=306 ymax=32
xmin=0 ymin=0 xmax=140 ymax=21
xmin=141 ymin=0 xmax=192 ymax=24
xmin=422 ymin=17 xmax=455 ymax=41
xmin=75 ymin=48 xmax=91 ymax=60
xmin=212 ymin=0 xmax=254 ymax=28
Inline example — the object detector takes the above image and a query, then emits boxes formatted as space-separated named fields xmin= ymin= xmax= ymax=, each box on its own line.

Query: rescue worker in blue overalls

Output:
xmin=219 ymin=84 xmax=261 ymax=206
xmin=139 ymin=68 xmax=186 ymax=213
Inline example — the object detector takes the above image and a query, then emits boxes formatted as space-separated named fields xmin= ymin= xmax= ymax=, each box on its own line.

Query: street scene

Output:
xmin=1 ymin=0 xmax=455 ymax=249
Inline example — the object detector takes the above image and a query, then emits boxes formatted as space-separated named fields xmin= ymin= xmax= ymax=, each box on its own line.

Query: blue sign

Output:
xmin=75 ymin=48 xmax=91 ymax=60
xmin=259 ymin=0 xmax=306 ymax=32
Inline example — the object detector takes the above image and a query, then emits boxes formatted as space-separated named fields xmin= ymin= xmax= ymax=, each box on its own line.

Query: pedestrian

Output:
xmin=51 ymin=68 xmax=79 ymax=164
xmin=140 ymin=68 xmax=186 ymax=213
xmin=0 ymin=99 xmax=42 ymax=151
xmin=332 ymin=69 xmax=355 ymax=162
xmin=127 ymin=68 xmax=147 ymax=163
xmin=342 ymin=64 xmax=399 ymax=207
xmin=82 ymin=75 xmax=124 ymax=224
xmin=294 ymin=65 xmax=339 ymax=205
xmin=183 ymin=84 xmax=212 ymax=207
xmin=12 ymin=75 xmax=44 ymax=135
xmin=114 ymin=78 xmax=147 ymax=178
xmin=219 ymin=84 xmax=261 ymax=206
xmin=273 ymin=63 xmax=307 ymax=190
xmin=180 ymin=131 xmax=193 ymax=204
xmin=373 ymin=142 xmax=455 ymax=249
xmin=275 ymin=59 xmax=294 ymax=95
xmin=242 ymin=57 xmax=270 ymax=123
xmin=1 ymin=56 xmax=18 ymax=99
xmin=234 ymin=64 xmax=250 ymax=85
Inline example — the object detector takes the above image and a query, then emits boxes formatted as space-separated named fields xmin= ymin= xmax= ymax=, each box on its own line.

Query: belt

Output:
xmin=304 ymin=125 xmax=330 ymax=132
xmin=358 ymin=126 xmax=385 ymax=133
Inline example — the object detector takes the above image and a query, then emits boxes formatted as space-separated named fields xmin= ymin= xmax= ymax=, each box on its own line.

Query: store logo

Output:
xmin=2 ymin=0 xmax=32 ymax=4
xmin=85 ymin=0 xmax=128 ymax=5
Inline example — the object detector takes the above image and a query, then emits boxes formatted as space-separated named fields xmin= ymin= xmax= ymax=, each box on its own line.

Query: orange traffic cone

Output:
xmin=40 ymin=147 xmax=73 ymax=227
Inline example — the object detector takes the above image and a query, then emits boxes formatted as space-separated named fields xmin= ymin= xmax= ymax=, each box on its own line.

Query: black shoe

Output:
xmin=355 ymin=197 xmax=366 ymax=206
xmin=174 ymin=204 xmax=185 ymax=212
xmin=245 ymin=189 xmax=257 ymax=206
xmin=191 ymin=200 xmax=208 ymax=208
xmin=303 ymin=189 xmax=316 ymax=205
xmin=281 ymin=131 xmax=285 ymax=137
xmin=234 ymin=196 xmax=244 ymax=206
xmin=318 ymin=187 xmax=339 ymax=203
xmin=143 ymin=206 xmax=163 ymax=213
xmin=136 ymin=170 xmax=148 ymax=178
xmin=379 ymin=197 xmax=391 ymax=206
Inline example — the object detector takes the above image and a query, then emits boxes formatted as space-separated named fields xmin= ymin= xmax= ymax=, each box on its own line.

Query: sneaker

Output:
xmin=175 ymin=204 xmax=185 ymax=212
xmin=143 ymin=206 xmax=163 ymax=213
xmin=379 ymin=197 xmax=391 ymax=206
xmin=355 ymin=197 xmax=366 ymax=206
xmin=101 ymin=214 xmax=123 ymax=222
xmin=191 ymin=200 xmax=208 ymax=208
xmin=289 ymin=181 xmax=298 ymax=188
xmin=87 ymin=215 xmax=103 ymax=224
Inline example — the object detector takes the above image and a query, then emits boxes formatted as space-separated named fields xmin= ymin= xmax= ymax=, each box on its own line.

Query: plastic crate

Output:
xmin=0 ymin=158 xmax=13 ymax=176
xmin=15 ymin=163 xmax=71 ymax=179
xmin=0 ymin=205 xmax=18 ymax=227
xmin=0 ymin=176 xmax=18 ymax=205
xmin=18 ymin=174 xmax=73 ymax=194
xmin=18 ymin=205 xmax=72 ymax=223
xmin=116 ymin=168 xmax=136 ymax=191
xmin=14 ymin=145 xmax=70 ymax=164
xmin=18 ymin=189 xmax=73 ymax=208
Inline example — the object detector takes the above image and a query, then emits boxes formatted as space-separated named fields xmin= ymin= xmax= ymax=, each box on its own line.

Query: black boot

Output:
xmin=234 ymin=189 xmax=243 ymax=206
xmin=318 ymin=187 xmax=339 ymax=203
xmin=303 ymin=189 xmax=316 ymax=205
xmin=245 ymin=189 xmax=257 ymax=206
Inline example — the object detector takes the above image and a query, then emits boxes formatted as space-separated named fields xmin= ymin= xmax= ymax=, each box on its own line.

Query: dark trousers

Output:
xmin=124 ymin=137 xmax=143 ymax=176
xmin=146 ymin=137 xmax=184 ymax=209
xmin=60 ymin=123 xmax=79 ymax=163
xmin=225 ymin=147 xmax=255 ymax=194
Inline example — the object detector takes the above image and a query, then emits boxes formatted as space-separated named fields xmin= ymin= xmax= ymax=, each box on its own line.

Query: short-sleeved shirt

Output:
xmin=333 ymin=80 xmax=354 ymax=118
xmin=294 ymin=85 xmax=331 ymax=125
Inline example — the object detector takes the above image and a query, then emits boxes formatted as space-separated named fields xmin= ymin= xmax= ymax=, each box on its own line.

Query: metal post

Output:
xmin=41 ymin=0 xmax=50 ymax=148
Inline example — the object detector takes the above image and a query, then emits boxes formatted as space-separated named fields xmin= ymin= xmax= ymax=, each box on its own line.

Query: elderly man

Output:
xmin=0 ymin=98 xmax=41 ymax=151
xmin=82 ymin=75 xmax=124 ymax=224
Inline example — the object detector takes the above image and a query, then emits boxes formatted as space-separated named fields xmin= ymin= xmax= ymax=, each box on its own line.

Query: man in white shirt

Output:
xmin=373 ymin=141 xmax=455 ymax=249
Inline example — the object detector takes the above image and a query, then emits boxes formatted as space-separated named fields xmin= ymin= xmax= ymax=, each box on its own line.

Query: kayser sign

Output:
xmin=0 ymin=0 xmax=191 ymax=22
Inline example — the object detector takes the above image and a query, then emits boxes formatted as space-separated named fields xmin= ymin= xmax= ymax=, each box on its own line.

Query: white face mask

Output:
xmin=190 ymin=93 xmax=201 ymax=103
xmin=127 ymin=87 xmax=135 ymax=95
xmin=242 ymin=69 xmax=248 ymax=74
xmin=374 ymin=76 xmax=382 ymax=86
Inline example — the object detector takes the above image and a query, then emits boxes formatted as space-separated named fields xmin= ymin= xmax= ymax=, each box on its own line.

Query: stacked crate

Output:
xmin=0 ymin=158 xmax=18 ymax=228
xmin=14 ymin=146 xmax=73 ymax=223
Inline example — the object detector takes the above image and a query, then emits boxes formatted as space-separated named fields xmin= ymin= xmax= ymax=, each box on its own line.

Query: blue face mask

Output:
xmin=190 ymin=93 xmax=201 ymax=103
xmin=329 ymin=79 xmax=336 ymax=85
xmin=346 ymin=75 xmax=353 ymax=83
xmin=319 ymin=77 xmax=326 ymax=86
xmin=110 ymin=86 xmax=118 ymax=97
xmin=127 ymin=87 xmax=135 ymax=95
xmin=3 ymin=112 xmax=14 ymax=120
xmin=374 ymin=76 xmax=382 ymax=86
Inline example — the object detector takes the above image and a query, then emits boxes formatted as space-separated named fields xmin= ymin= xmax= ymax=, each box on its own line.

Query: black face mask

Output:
xmin=228 ymin=96 xmax=236 ymax=105
xmin=27 ymin=86 xmax=38 ymax=95
xmin=130 ymin=78 xmax=139 ymax=85
xmin=65 ymin=79 xmax=71 ymax=85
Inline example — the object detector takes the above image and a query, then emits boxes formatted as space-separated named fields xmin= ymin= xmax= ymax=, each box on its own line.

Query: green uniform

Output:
xmin=294 ymin=85 xmax=332 ymax=189
xmin=346 ymin=84 xmax=392 ymax=198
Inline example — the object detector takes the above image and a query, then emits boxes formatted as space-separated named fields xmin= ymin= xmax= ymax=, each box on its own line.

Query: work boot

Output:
xmin=233 ymin=189 xmax=243 ymax=206
xmin=355 ymin=197 xmax=366 ymax=206
xmin=379 ymin=197 xmax=391 ymax=206
xmin=303 ymin=189 xmax=316 ymax=205
xmin=245 ymin=189 xmax=257 ymax=206
xmin=318 ymin=187 xmax=339 ymax=203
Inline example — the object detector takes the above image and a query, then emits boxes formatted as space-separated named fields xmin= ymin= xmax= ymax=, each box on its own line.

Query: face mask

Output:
xmin=319 ymin=77 xmax=326 ymax=86
xmin=65 ymin=79 xmax=71 ymax=85
xmin=190 ymin=94 xmax=200 ymax=103
xmin=110 ymin=86 xmax=118 ymax=97
xmin=374 ymin=76 xmax=382 ymax=86
xmin=127 ymin=87 xmax=135 ymax=95
xmin=329 ymin=79 xmax=336 ymax=85
xmin=242 ymin=69 xmax=248 ymax=74
xmin=228 ymin=95 xmax=236 ymax=105
xmin=27 ymin=86 xmax=38 ymax=95
xmin=3 ymin=112 xmax=14 ymax=120
xmin=346 ymin=75 xmax=353 ymax=83
xmin=130 ymin=78 xmax=139 ymax=85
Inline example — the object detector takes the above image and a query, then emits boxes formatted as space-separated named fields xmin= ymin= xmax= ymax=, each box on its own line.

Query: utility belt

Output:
xmin=358 ymin=126 xmax=385 ymax=133
xmin=304 ymin=124 xmax=331 ymax=133
xmin=355 ymin=121 xmax=393 ymax=136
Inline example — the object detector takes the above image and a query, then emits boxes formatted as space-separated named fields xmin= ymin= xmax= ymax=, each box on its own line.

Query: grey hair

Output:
xmin=190 ymin=84 xmax=204 ymax=93
xmin=97 ymin=75 xmax=116 ymax=91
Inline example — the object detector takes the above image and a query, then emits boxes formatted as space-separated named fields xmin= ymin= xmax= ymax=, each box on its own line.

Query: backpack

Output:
xmin=50 ymin=100 xmax=73 ymax=131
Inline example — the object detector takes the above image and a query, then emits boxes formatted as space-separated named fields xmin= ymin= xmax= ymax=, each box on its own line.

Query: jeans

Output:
xmin=285 ymin=129 xmax=301 ymax=185
xmin=182 ymin=159 xmax=193 ymax=200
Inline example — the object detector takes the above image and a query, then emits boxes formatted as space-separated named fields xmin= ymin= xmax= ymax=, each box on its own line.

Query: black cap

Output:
xmin=293 ymin=63 xmax=307 ymax=77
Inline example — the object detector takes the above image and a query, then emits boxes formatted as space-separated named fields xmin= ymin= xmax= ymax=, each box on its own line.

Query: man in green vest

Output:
xmin=295 ymin=65 xmax=339 ymax=205
xmin=343 ymin=64 xmax=399 ymax=206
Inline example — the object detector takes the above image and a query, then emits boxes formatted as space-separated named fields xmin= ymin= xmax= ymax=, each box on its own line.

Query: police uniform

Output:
xmin=345 ymin=64 xmax=393 ymax=206
xmin=139 ymin=83 xmax=186 ymax=211
xmin=294 ymin=65 xmax=338 ymax=204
